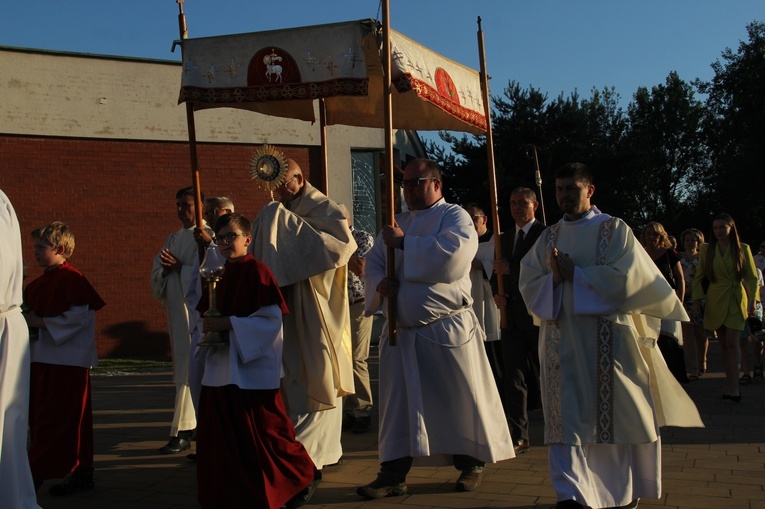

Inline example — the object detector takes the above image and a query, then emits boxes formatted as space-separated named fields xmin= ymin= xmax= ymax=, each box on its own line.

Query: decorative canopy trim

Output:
xmin=179 ymin=77 xmax=369 ymax=104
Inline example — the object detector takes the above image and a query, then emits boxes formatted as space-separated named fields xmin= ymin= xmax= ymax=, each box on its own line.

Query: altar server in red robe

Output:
xmin=194 ymin=213 xmax=318 ymax=509
xmin=23 ymin=222 xmax=105 ymax=496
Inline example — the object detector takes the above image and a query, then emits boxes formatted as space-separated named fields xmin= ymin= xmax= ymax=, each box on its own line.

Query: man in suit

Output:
xmin=493 ymin=187 xmax=546 ymax=454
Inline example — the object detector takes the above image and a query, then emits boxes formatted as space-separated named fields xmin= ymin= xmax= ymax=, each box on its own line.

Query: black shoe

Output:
xmin=342 ymin=414 xmax=356 ymax=432
xmin=186 ymin=453 xmax=196 ymax=461
xmin=357 ymin=476 xmax=408 ymax=499
xmin=350 ymin=416 xmax=371 ymax=433
xmin=514 ymin=439 xmax=530 ymax=454
xmin=159 ymin=433 xmax=192 ymax=454
xmin=731 ymin=394 xmax=742 ymax=403
xmin=552 ymin=500 xmax=585 ymax=509
xmin=285 ymin=470 xmax=322 ymax=508
xmin=49 ymin=467 xmax=94 ymax=496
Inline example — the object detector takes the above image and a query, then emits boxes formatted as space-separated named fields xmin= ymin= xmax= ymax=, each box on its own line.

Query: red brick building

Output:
xmin=1 ymin=47 xmax=424 ymax=358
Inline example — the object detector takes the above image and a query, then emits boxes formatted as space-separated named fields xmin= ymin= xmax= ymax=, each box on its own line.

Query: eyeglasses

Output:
xmin=216 ymin=232 xmax=248 ymax=245
xmin=279 ymin=175 xmax=298 ymax=188
xmin=471 ymin=215 xmax=486 ymax=221
xmin=402 ymin=177 xmax=437 ymax=189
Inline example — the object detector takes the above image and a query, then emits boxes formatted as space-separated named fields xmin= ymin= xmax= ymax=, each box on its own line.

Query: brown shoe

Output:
xmin=514 ymin=439 xmax=530 ymax=454
xmin=455 ymin=468 xmax=483 ymax=492
xmin=357 ymin=476 xmax=407 ymax=499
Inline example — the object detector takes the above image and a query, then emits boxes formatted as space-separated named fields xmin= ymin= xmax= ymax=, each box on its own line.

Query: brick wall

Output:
xmin=0 ymin=134 xmax=321 ymax=358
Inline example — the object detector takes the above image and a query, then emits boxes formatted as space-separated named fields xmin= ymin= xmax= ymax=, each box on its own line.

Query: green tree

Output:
xmin=697 ymin=20 xmax=765 ymax=242
xmin=428 ymin=82 xmax=630 ymax=228
xmin=623 ymin=71 xmax=707 ymax=231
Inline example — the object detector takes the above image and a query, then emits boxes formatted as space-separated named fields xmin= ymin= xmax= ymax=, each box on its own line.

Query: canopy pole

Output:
xmin=319 ymin=98 xmax=330 ymax=195
xmin=526 ymin=144 xmax=547 ymax=225
xmin=177 ymin=0 xmax=204 ymax=229
xmin=382 ymin=0 xmax=397 ymax=346
xmin=477 ymin=17 xmax=506 ymax=328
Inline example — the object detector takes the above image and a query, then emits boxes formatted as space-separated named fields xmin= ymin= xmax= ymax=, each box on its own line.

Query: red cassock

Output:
xmin=24 ymin=262 xmax=105 ymax=482
xmin=196 ymin=255 xmax=314 ymax=509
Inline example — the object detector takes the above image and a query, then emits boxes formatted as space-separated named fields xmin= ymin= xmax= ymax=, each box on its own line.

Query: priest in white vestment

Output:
xmin=0 ymin=188 xmax=41 ymax=509
xmin=519 ymin=163 xmax=702 ymax=509
xmin=151 ymin=186 xmax=209 ymax=454
xmin=358 ymin=159 xmax=514 ymax=500
xmin=249 ymin=159 xmax=356 ymax=469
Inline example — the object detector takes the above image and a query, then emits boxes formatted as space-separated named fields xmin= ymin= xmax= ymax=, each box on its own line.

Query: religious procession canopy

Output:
xmin=178 ymin=19 xmax=487 ymax=135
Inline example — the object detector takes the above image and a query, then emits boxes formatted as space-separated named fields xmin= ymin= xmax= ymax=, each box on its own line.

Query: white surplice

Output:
xmin=365 ymin=198 xmax=515 ymax=465
xmin=519 ymin=208 xmax=702 ymax=508
xmin=470 ymin=231 xmax=500 ymax=341
xmin=0 ymin=189 xmax=42 ymax=509
xmin=151 ymin=226 xmax=199 ymax=435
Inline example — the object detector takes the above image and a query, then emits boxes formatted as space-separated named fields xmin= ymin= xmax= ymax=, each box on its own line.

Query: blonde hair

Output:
xmin=641 ymin=221 xmax=672 ymax=249
xmin=32 ymin=221 xmax=75 ymax=258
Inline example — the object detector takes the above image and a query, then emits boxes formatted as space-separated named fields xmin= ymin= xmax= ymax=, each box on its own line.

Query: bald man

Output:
xmin=249 ymin=159 xmax=356 ymax=478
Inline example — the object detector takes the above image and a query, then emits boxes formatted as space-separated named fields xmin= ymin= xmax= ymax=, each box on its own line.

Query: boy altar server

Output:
xmin=23 ymin=222 xmax=105 ymax=496
xmin=194 ymin=213 xmax=318 ymax=509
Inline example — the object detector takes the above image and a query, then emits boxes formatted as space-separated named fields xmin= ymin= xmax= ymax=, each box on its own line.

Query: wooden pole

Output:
xmin=382 ymin=0 xmax=397 ymax=346
xmin=319 ymin=98 xmax=330 ymax=196
xmin=177 ymin=0 xmax=204 ymax=229
xmin=477 ymin=17 xmax=506 ymax=328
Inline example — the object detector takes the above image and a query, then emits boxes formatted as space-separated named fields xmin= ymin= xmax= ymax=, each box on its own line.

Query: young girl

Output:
xmin=193 ymin=213 xmax=317 ymax=509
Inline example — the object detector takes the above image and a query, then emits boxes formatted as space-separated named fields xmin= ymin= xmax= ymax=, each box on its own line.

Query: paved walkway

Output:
xmin=34 ymin=340 xmax=765 ymax=509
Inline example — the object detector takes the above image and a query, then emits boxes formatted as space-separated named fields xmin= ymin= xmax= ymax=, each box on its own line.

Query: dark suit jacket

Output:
xmin=492 ymin=219 xmax=546 ymax=331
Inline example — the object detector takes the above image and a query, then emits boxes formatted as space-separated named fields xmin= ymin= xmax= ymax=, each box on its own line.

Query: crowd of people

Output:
xmin=636 ymin=216 xmax=764 ymax=403
xmin=1 ymin=156 xmax=761 ymax=509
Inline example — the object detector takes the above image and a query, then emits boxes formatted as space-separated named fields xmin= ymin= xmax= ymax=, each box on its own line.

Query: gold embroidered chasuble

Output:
xmin=519 ymin=210 xmax=702 ymax=446
xmin=249 ymin=182 xmax=356 ymax=414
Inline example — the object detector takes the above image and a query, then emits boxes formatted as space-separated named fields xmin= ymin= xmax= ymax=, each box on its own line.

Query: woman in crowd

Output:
xmin=641 ymin=222 xmax=688 ymax=383
xmin=693 ymin=213 xmax=758 ymax=402
xmin=679 ymin=228 xmax=709 ymax=380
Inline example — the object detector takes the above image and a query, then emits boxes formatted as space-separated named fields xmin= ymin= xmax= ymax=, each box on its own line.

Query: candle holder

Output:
xmin=198 ymin=245 xmax=228 ymax=346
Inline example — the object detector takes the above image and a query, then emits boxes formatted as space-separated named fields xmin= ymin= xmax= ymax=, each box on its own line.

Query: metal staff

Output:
xmin=477 ymin=16 xmax=507 ymax=328
xmin=381 ymin=0 xmax=397 ymax=346
xmin=525 ymin=144 xmax=547 ymax=224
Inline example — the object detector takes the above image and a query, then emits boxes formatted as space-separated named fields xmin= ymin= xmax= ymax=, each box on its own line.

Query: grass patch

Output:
xmin=92 ymin=358 xmax=172 ymax=374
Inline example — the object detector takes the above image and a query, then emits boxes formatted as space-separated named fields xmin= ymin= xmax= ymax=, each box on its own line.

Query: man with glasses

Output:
xmin=249 ymin=158 xmax=356 ymax=477
xmin=358 ymin=159 xmax=514 ymax=499
xmin=151 ymin=187 xmax=212 ymax=454
xmin=464 ymin=203 xmax=502 ymax=386
xmin=195 ymin=197 xmax=234 ymax=246
xmin=186 ymin=197 xmax=236 ymax=432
